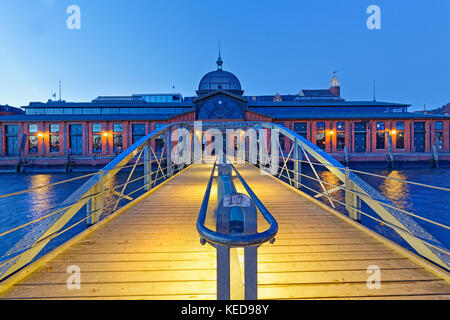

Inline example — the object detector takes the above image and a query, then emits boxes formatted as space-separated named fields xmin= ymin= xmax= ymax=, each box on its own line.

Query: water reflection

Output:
xmin=319 ymin=170 xmax=344 ymax=205
xmin=29 ymin=175 xmax=55 ymax=220
xmin=378 ymin=170 xmax=411 ymax=210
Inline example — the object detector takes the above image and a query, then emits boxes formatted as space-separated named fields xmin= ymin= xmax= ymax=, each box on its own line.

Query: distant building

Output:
xmin=0 ymin=105 xmax=24 ymax=116
xmin=0 ymin=54 xmax=449 ymax=167
xmin=421 ymin=102 xmax=450 ymax=116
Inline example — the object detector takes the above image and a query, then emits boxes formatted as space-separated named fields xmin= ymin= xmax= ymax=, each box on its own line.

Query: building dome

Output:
xmin=197 ymin=54 xmax=243 ymax=95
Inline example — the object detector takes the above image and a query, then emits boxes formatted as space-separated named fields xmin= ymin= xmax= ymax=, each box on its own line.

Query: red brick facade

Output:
xmin=1 ymin=116 xmax=449 ymax=163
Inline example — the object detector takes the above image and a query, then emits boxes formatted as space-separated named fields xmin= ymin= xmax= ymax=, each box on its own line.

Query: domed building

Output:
xmin=194 ymin=54 xmax=247 ymax=120
xmin=0 ymin=52 xmax=447 ymax=168
xmin=197 ymin=54 xmax=243 ymax=96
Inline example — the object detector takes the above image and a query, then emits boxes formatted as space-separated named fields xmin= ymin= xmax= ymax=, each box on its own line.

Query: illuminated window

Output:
xmin=50 ymin=135 xmax=60 ymax=152
xmin=113 ymin=123 xmax=123 ymax=153
xmin=49 ymin=124 xmax=60 ymax=152
xmin=29 ymin=135 xmax=38 ymax=153
xmin=113 ymin=134 xmax=123 ymax=153
xmin=316 ymin=122 xmax=325 ymax=149
xmin=93 ymin=134 xmax=102 ymax=153
xmin=376 ymin=122 xmax=385 ymax=150
xmin=396 ymin=122 xmax=405 ymax=149
xmin=336 ymin=122 xmax=345 ymax=151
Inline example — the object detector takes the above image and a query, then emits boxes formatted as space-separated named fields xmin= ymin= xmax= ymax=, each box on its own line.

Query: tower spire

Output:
xmin=216 ymin=42 xmax=223 ymax=70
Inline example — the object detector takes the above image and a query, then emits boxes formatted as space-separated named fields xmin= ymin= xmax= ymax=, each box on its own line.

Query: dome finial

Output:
xmin=216 ymin=42 xmax=223 ymax=70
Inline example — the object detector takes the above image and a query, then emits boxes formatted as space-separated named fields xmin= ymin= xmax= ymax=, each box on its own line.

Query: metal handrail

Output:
xmin=258 ymin=152 xmax=450 ymax=193
xmin=0 ymin=122 xmax=191 ymax=281
xmin=0 ymin=158 xmax=166 ymax=200
xmin=273 ymin=169 xmax=450 ymax=255
xmin=250 ymin=122 xmax=450 ymax=270
xmin=274 ymin=166 xmax=450 ymax=230
xmin=196 ymin=161 xmax=278 ymax=247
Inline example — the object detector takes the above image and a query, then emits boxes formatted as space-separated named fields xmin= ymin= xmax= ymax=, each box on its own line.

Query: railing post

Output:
xmin=216 ymin=191 xmax=231 ymax=300
xmin=191 ymin=131 xmax=195 ymax=165
xmin=166 ymin=129 xmax=173 ymax=177
xmin=87 ymin=171 xmax=104 ymax=226
xmin=270 ymin=126 xmax=279 ymax=176
xmin=245 ymin=136 xmax=249 ymax=163
xmin=345 ymin=167 xmax=361 ymax=222
xmin=244 ymin=199 xmax=258 ymax=300
xmin=293 ymin=137 xmax=302 ymax=189
xmin=144 ymin=143 xmax=152 ymax=191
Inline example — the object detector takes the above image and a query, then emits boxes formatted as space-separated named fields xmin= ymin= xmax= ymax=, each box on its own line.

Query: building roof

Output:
xmin=0 ymin=114 xmax=182 ymax=122
xmin=23 ymin=101 xmax=194 ymax=109
xmin=192 ymin=90 xmax=247 ymax=103
xmin=247 ymin=100 xmax=410 ymax=107
xmin=198 ymin=69 xmax=242 ymax=92
xmin=0 ymin=105 xmax=24 ymax=114
xmin=298 ymin=89 xmax=335 ymax=97
xmin=197 ymin=55 xmax=243 ymax=95
xmin=270 ymin=112 xmax=450 ymax=120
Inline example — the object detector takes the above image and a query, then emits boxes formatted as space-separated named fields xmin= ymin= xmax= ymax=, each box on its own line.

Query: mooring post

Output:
xmin=432 ymin=145 xmax=439 ymax=168
xmin=386 ymin=131 xmax=395 ymax=169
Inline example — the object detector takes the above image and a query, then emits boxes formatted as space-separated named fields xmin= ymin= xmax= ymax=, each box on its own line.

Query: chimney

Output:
xmin=329 ymin=73 xmax=340 ymax=97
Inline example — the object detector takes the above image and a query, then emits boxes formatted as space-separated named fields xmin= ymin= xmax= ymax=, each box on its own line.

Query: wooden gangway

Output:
xmin=0 ymin=164 xmax=449 ymax=300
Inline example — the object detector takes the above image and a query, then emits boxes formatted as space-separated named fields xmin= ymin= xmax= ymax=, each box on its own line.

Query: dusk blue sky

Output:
xmin=0 ymin=0 xmax=448 ymax=111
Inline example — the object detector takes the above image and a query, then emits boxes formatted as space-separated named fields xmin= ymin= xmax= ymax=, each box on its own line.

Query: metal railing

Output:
xmin=0 ymin=122 xmax=193 ymax=282
xmin=0 ymin=119 xmax=448 ymax=288
xmin=197 ymin=158 xmax=278 ymax=300
xmin=243 ymin=122 xmax=450 ymax=270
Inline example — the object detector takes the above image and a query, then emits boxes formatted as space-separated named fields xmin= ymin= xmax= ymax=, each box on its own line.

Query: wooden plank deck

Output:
xmin=0 ymin=164 xmax=449 ymax=300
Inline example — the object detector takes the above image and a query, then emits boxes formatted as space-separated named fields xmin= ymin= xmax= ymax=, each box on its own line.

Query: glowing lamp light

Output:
xmin=392 ymin=130 xmax=397 ymax=135
xmin=103 ymin=132 xmax=108 ymax=137
xmin=37 ymin=133 xmax=43 ymax=138
xmin=329 ymin=131 xmax=334 ymax=135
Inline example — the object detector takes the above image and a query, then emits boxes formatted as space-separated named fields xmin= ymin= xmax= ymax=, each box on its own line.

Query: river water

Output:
xmin=0 ymin=163 xmax=449 ymax=267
